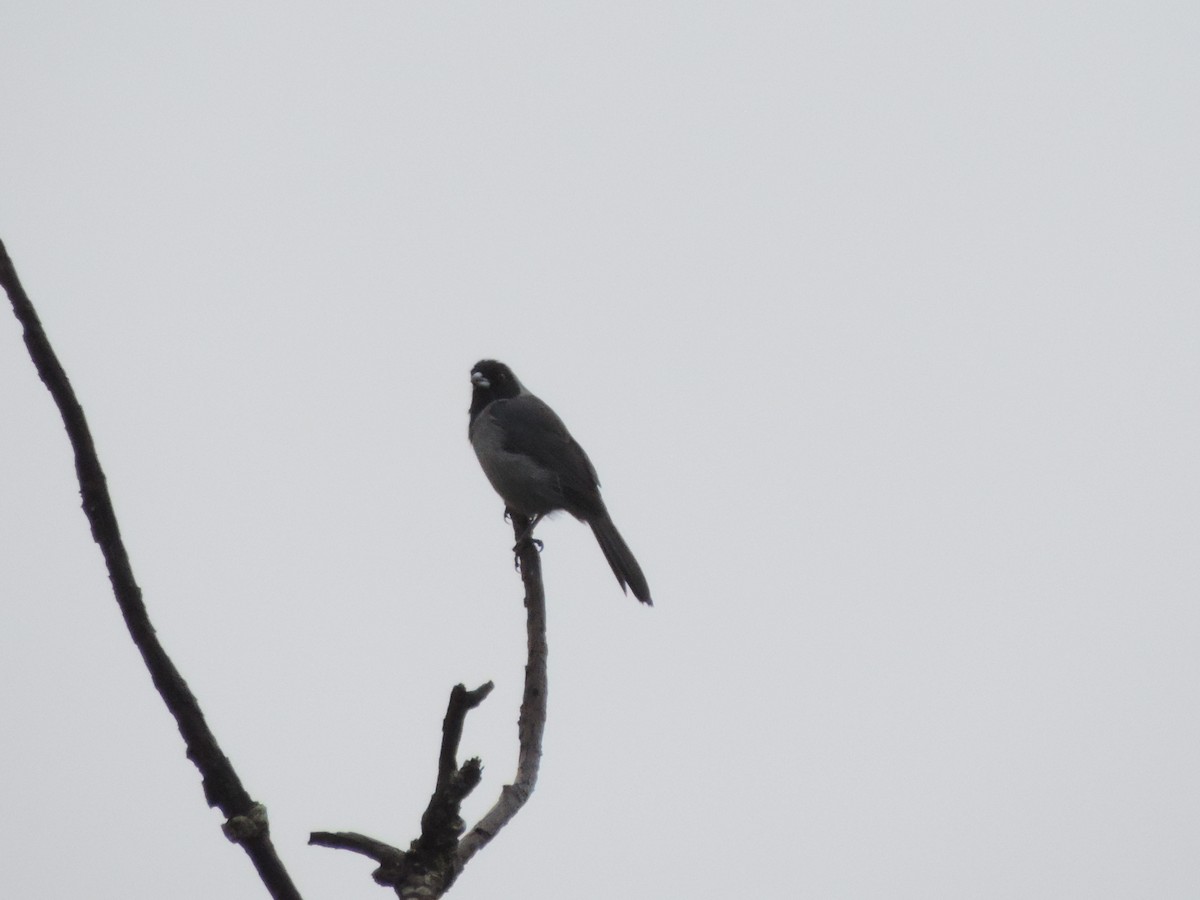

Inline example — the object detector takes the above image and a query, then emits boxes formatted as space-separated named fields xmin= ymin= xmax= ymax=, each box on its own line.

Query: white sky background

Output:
xmin=1 ymin=3 xmax=1198 ymax=898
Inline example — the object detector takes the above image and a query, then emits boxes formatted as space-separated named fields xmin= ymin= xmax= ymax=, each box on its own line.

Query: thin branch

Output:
xmin=307 ymin=832 xmax=409 ymax=888
xmin=455 ymin=513 xmax=548 ymax=868
xmin=1 ymin=238 xmax=303 ymax=900
xmin=437 ymin=682 xmax=494 ymax=792
xmin=308 ymin=831 xmax=406 ymax=862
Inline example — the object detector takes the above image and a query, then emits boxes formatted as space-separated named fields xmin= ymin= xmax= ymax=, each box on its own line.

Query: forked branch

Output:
xmin=311 ymin=515 xmax=549 ymax=897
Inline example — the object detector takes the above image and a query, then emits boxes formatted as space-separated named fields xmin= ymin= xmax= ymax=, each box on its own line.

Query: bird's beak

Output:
xmin=471 ymin=372 xmax=489 ymax=388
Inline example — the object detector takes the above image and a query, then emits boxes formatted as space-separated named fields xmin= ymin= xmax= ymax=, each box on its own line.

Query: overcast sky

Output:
xmin=2 ymin=4 xmax=1198 ymax=898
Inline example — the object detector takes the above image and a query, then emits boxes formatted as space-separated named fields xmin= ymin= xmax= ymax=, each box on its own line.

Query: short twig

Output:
xmin=437 ymin=682 xmax=494 ymax=792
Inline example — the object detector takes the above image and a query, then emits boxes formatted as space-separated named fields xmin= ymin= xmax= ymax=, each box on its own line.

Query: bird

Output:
xmin=468 ymin=359 xmax=652 ymax=604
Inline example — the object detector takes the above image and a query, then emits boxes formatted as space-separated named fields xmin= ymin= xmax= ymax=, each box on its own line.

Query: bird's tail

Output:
xmin=589 ymin=514 xmax=652 ymax=605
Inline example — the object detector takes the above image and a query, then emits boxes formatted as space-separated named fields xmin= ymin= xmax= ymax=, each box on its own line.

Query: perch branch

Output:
xmin=454 ymin=513 xmax=548 ymax=867
xmin=1 ymin=238 xmax=303 ymax=900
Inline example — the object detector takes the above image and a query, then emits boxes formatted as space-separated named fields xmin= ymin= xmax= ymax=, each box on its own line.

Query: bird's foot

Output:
xmin=511 ymin=512 xmax=543 ymax=544
xmin=504 ymin=511 xmax=543 ymax=569
xmin=513 ymin=536 xmax=544 ymax=553
xmin=511 ymin=536 xmax=543 ymax=570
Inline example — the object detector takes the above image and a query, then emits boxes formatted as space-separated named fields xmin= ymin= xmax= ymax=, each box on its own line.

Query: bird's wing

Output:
xmin=490 ymin=395 xmax=605 ymax=514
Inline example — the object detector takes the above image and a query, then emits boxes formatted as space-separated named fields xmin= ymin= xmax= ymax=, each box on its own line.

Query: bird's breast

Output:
xmin=469 ymin=410 xmax=566 ymax=516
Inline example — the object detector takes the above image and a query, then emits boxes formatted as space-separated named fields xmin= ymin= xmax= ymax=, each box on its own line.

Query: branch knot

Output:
xmin=222 ymin=802 xmax=269 ymax=843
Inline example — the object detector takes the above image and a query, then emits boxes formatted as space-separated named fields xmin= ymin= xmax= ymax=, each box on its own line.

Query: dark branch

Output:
xmin=437 ymin=681 xmax=494 ymax=792
xmin=308 ymin=831 xmax=406 ymax=862
xmin=311 ymin=680 xmax=492 ymax=896
xmin=1 ymin=238 xmax=303 ymax=900
xmin=307 ymin=832 xmax=410 ymax=888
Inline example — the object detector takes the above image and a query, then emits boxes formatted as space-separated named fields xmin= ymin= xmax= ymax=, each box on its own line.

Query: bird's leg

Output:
xmin=512 ymin=512 xmax=543 ymax=545
xmin=510 ymin=513 xmax=544 ymax=570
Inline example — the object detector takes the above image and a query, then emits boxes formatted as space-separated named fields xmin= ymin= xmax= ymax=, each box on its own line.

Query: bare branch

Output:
xmin=1 ymin=238 xmax=303 ymax=900
xmin=455 ymin=514 xmax=548 ymax=867
xmin=311 ymin=679 xmax=492 ymax=896
xmin=308 ymin=831 xmax=406 ymax=862
xmin=307 ymin=832 xmax=410 ymax=888
xmin=437 ymin=682 xmax=494 ymax=792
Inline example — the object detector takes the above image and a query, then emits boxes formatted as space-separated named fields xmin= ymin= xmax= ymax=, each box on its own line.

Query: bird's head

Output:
xmin=469 ymin=359 xmax=524 ymax=420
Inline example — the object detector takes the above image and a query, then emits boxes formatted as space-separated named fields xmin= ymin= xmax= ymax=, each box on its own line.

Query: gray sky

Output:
xmin=2 ymin=3 xmax=1198 ymax=898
